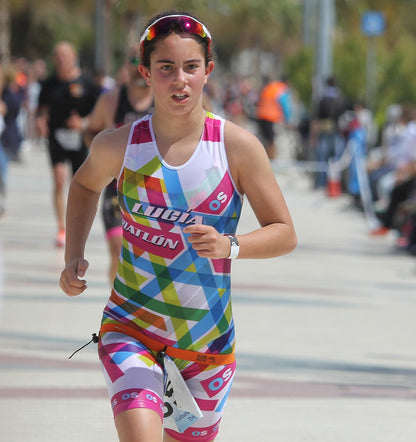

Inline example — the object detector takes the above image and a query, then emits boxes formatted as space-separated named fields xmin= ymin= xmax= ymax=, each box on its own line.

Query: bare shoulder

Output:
xmin=90 ymin=123 xmax=133 ymax=177
xmin=224 ymin=120 xmax=267 ymax=161
xmin=224 ymin=120 xmax=260 ymax=148
xmin=224 ymin=120 xmax=271 ymax=192
xmin=92 ymin=123 xmax=132 ymax=154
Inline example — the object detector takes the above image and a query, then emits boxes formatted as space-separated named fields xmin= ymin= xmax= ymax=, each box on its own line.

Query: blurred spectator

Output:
xmin=25 ymin=59 xmax=47 ymax=143
xmin=404 ymin=200 xmax=416 ymax=254
xmin=371 ymin=105 xmax=416 ymax=238
xmin=1 ymin=64 xmax=24 ymax=162
xmin=223 ymin=77 xmax=246 ymax=125
xmin=0 ymin=63 xmax=7 ymax=216
xmin=115 ymin=64 xmax=129 ymax=86
xmin=255 ymin=75 xmax=292 ymax=159
xmin=240 ymin=76 xmax=259 ymax=122
xmin=353 ymin=100 xmax=377 ymax=151
xmin=367 ymin=104 xmax=407 ymax=211
xmin=203 ymin=79 xmax=224 ymax=115
xmin=297 ymin=110 xmax=312 ymax=161
xmin=11 ymin=57 xmax=29 ymax=141
xmin=311 ymin=76 xmax=347 ymax=188
xmin=93 ymin=69 xmax=116 ymax=94
xmin=337 ymin=107 xmax=367 ymax=207
xmin=13 ymin=56 xmax=28 ymax=90
xmin=36 ymin=41 xmax=101 ymax=247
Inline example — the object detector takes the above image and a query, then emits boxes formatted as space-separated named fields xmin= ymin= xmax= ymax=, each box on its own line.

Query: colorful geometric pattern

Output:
xmin=99 ymin=331 xmax=236 ymax=440
xmin=102 ymin=113 xmax=243 ymax=360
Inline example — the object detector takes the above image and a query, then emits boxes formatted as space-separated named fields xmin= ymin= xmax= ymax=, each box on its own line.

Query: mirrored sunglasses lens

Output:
xmin=178 ymin=18 xmax=204 ymax=36
xmin=147 ymin=17 xmax=206 ymax=41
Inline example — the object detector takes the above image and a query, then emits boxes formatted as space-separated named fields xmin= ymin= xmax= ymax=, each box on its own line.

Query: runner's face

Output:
xmin=139 ymin=33 xmax=213 ymax=115
xmin=53 ymin=44 xmax=77 ymax=74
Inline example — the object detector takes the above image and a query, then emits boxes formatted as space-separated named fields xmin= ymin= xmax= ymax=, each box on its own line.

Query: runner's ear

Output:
xmin=138 ymin=65 xmax=151 ymax=86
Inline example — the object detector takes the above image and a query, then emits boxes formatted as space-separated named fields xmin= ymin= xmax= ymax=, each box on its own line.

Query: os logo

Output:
xmin=209 ymin=192 xmax=228 ymax=212
xmin=202 ymin=365 xmax=235 ymax=398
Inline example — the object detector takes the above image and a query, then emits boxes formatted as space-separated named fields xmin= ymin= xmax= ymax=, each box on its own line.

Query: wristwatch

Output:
xmin=227 ymin=235 xmax=239 ymax=259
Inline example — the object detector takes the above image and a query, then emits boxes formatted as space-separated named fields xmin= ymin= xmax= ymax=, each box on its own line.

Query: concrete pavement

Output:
xmin=0 ymin=144 xmax=415 ymax=441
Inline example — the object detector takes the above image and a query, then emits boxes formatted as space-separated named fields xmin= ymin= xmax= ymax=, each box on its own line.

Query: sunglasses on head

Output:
xmin=139 ymin=15 xmax=212 ymax=51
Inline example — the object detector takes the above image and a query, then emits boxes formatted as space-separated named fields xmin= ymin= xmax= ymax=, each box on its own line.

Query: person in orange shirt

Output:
xmin=256 ymin=76 xmax=291 ymax=159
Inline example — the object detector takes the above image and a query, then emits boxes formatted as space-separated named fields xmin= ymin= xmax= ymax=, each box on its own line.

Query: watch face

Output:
xmin=227 ymin=235 xmax=239 ymax=259
xmin=229 ymin=235 xmax=238 ymax=246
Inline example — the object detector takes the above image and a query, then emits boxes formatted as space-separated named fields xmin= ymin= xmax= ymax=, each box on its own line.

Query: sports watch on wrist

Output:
xmin=227 ymin=235 xmax=239 ymax=259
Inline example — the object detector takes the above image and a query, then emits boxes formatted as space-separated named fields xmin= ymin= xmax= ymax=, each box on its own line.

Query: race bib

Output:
xmin=162 ymin=355 xmax=203 ymax=433
xmin=55 ymin=128 xmax=82 ymax=151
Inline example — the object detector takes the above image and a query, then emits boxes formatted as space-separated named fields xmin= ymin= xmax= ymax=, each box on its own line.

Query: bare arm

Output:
xmin=185 ymin=121 xmax=297 ymax=259
xmin=35 ymin=104 xmax=50 ymax=138
xmin=228 ymin=122 xmax=297 ymax=258
xmin=59 ymin=125 xmax=130 ymax=295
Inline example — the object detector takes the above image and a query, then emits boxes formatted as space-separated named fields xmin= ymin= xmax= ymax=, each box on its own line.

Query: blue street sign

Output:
xmin=361 ymin=11 xmax=385 ymax=37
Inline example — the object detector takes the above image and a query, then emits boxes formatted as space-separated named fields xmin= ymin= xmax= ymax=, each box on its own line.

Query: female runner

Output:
xmin=60 ymin=10 xmax=296 ymax=442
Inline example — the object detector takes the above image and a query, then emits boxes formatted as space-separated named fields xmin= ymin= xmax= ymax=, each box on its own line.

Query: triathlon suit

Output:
xmin=38 ymin=73 xmax=100 ymax=174
xmin=99 ymin=112 xmax=243 ymax=441
xmin=102 ymin=84 xmax=153 ymax=239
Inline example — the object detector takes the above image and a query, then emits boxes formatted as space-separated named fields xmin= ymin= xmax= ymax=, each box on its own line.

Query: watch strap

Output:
xmin=227 ymin=235 xmax=239 ymax=259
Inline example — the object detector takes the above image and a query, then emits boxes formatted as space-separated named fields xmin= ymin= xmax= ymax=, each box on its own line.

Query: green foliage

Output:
xmin=9 ymin=1 xmax=95 ymax=66
xmin=375 ymin=34 xmax=416 ymax=122
xmin=335 ymin=0 xmax=416 ymax=122
xmin=285 ymin=48 xmax=313 ymax=107
xmin=333 ymin=35 xmax=367 ymax=103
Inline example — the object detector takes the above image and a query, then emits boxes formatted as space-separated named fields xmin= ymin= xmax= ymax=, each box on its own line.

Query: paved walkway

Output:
xmin=0 ymin=145 xmax=415 ymax=441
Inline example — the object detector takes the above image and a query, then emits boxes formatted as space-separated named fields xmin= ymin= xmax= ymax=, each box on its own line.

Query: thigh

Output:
xmin=47 ymin=137 xmax=67 ymax=166
xmin=165 ymin=361 xmax=236 ymax=442
xmin=99 ymin=331 xmax=165 ymax=420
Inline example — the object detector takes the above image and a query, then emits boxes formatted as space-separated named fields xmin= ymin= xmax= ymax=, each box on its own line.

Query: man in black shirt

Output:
xmin=36 ymin=41 xmax=101 ymax=246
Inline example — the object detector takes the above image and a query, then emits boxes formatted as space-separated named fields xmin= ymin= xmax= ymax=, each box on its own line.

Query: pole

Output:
xmin=94 ymin=0 xmax=112 ymax=75
xmin=361 ymin=11 xmax=385 ymax=112
xmin=303 ymin=0 xmax=315 ymax=47
xmin=366 ymin=36 xmax=376 ymax=111
xmin=95 ymin=0 xmax=104 ymax=72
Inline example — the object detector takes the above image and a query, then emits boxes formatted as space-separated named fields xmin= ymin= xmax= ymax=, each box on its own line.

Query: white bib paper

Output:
xmin=162 ymin=355 xmax=203 ymax=433
xmin=55 ymin=128 xmax=82 ymax=151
